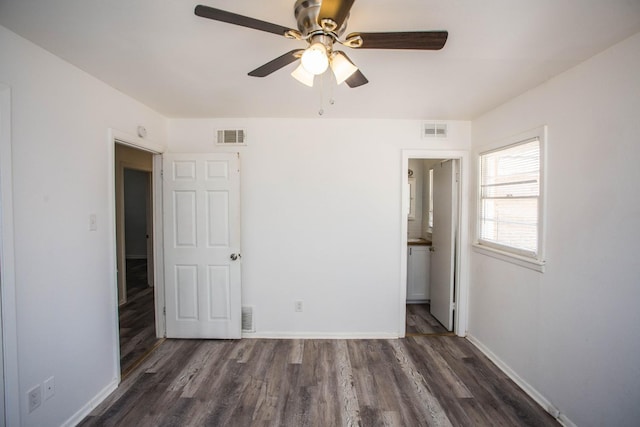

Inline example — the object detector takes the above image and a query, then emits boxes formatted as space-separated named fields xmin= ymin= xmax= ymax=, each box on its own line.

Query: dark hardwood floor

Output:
xmin=82 ymin=334 xmax=558 ymax=426
xmin=406 ymin=303 xmax=451 ymax=336
xmin=119 ymin=259 xmax=161 ymax=376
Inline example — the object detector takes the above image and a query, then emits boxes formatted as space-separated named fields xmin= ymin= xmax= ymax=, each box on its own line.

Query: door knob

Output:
xmin=230 ymin=253 xmax=240 ymax=261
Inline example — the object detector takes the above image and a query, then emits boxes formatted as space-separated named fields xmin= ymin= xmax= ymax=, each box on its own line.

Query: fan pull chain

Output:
xmin=318 ymin=72 xmax=325 ymax=115
xmin=318 ymin=72 xmax=336 ymax=116
xmin=328 ymin=71 xmax=336 ymax=106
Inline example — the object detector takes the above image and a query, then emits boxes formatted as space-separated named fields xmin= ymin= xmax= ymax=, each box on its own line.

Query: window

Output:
xmin=478 ymin=132 xmax=545 ymax=263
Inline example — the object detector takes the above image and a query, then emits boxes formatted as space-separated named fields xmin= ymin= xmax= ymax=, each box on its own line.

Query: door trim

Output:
xmin=400 ymin=150 xmax=470 ymax=337
xmin=107 ymin=128 xmax=165 ymax=382
xmin=0 ymin=83 xmax=19 ymax=427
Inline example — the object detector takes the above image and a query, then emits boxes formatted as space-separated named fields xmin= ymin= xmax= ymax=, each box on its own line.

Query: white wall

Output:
xmin=168 ymin=118 xmax=470 ymax=337
xmin=0 ymin=25 xmax=167 ymax=426
xmin=469 ymin=32 xmax=640 ymax=426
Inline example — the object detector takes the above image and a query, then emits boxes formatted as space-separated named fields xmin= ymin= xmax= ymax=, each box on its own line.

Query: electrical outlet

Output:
xmin=27 ymin=385 xmax=42 ymax=413
xmin=294 ymin=300 xmax=303 ymax=312
xmin=44 ymin=376 xmax=55 ymax=401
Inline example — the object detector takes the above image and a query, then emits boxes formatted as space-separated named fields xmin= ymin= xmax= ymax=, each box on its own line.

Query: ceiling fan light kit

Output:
xmin=301 ymin=42 xmax=330 ymax=75
xmin=330 ymin=51 xmax=358 ymax=85
xmin=291 ymin=63 xmax=315 ymax=87
xmin=194 ymin=0 xmax=447 ymax=91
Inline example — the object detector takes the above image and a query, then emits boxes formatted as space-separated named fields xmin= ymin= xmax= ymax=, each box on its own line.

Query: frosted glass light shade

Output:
xmin=301 ymin=43 xmax=329 ymax=75
xmin=291 ymin=63 xmax=315 ymax=87
xmin=330 ymin=51 xmax=358 ymax=85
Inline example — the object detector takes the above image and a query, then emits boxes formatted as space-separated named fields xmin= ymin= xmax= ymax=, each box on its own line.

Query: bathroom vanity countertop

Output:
xmin=407 ymin=238 xmax=432 ymax=246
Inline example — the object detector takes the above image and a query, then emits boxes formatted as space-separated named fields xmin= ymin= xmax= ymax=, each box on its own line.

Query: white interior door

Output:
xmin=163 ymin=153 xmax=241 ymax=338
xmin=430 ymin=160 xmax=457 ymax=331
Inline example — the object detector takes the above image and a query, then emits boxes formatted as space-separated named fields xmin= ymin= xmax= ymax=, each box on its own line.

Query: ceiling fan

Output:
xmin=194 ymin=0 xmax=448 ymax=88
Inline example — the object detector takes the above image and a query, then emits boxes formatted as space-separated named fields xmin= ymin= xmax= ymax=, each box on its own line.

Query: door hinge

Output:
xmin=163 ymin=306 xmax=166 ymax=316
xmin=451 ymin=302 xmax=456 ymax=310
xmin=456 ymin=172 xmax=460 ymax=183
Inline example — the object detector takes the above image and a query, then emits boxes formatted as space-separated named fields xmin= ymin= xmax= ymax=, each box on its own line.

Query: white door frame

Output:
xmin=107 ymin=129 xmax=165 ymax=382
xmin=0 ymin=83 xmax=19 ymax=427
xmin=400 ymin=149 xmax=470 ymax=337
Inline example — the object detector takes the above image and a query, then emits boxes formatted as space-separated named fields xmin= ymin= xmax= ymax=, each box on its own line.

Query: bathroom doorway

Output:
xmin=401 ymin=150 xmax=470 ymax=337
xmin=406 ymin=158 xmax=458 ymax=333
xmin=406 ymin=158 xmax=458 ymax=334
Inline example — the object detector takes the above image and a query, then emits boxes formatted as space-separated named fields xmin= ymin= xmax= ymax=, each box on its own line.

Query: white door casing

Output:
xmin=145 ymin=172 xmax=154 ymax=287
xmin=430 ymin=159 xmax=457 ymax=331
xmin=0 ymin=83 xmax=18 ymax=426
xmin=163 ymin=153 xmax=241 ymax=338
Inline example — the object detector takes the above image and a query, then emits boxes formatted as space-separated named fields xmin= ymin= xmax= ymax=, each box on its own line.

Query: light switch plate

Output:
xmin=44 ymin=376 xmax=55 ymax=400
xmin=89 ymin=214 xmax=97 ymax=231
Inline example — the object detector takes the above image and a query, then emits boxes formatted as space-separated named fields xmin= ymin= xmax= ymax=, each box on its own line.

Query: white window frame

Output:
xmin=473 ymin=126 xmax=547 ymax=272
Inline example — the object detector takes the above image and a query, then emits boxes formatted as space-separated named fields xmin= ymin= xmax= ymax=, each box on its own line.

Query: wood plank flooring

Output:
xmin=406 ymin=303 xmax=450 ymax=336
xmin=119 ymin=259 xmax=160 ymax=375
xmin=80 ymin=335 xmax=558 ymax=426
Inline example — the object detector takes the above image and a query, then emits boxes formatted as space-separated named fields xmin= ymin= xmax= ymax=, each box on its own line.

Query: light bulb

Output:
xmin=301 ymin=43 xmax=329 ymax=75
xmin=330 ymin=51 xmax=358 ymax=85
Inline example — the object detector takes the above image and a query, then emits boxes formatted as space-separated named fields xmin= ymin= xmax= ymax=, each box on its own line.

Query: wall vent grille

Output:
xmin=216 ymin=129 xmax=246 ymax=145
xmin=241 ymin=306 xmax=255 ymax=333
xmin=423 ymin=123 xmax=448 ymax=139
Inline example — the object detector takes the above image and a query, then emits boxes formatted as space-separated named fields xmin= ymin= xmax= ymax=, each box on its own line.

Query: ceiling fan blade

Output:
xmin=348 ymin=31 xmax=448 ymax=50
xmin=318 ymin=0 xmax=356 ymax=30
xmin=248 ymin=50 xmax=304 ymax=77
xmin=345 ymin=69 xmax=368 ymax=88
xmin=195 ymin=5 xmax=294 ymax=37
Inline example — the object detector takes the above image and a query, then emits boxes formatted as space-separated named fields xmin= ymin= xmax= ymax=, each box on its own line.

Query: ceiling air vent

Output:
xmin=241 ymin=306 xmax=255 ymax=333
xmin=216 ymin=129 xmax=246 ymax=146
xmin=422 ymin=123 xmax=448 ymax=139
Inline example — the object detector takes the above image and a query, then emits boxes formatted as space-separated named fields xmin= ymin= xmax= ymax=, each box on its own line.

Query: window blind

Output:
xmin=479 ymin=138 xmax=540 ymax=257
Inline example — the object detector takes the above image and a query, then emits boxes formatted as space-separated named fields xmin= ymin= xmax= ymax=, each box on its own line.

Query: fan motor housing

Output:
xmin=294 ymin=0 xmax=348 ymax=37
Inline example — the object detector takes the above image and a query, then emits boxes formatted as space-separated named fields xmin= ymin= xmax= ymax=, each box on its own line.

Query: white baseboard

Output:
xmin=61 ymin=379 xmax=118 ymax=427
xmin=466 ymin=334 xmax=576 ymax=427
xmin=243 ymin=331 xmax=399 ymax=339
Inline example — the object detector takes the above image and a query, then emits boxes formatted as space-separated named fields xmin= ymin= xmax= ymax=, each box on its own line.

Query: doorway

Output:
xmin=400 ymin=150 xmax=470 ymax=338
xmin=405 ymin=158 xmax=459 ymax=334
xmin=115 ymin=143 xmax=161 ymax=375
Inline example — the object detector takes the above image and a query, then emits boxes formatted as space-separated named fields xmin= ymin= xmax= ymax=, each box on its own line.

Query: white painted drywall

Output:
xmin=0 ymin=25 xmax=167 ymax=426
xmin=469 ymin=32 xmax=640 ymax=426
xmin=168 ymin=118 xmax=471 ymax=337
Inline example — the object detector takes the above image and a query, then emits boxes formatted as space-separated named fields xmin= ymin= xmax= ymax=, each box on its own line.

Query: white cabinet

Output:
xmin=407 ymin=245 xmax=430 ymax=302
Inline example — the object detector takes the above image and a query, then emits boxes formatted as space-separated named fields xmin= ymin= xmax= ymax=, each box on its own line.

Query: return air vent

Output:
xmin=241 ymin=306 xmax=255 ymax=333
xmin=422 ymin=123 xmax=448 ymax=139
xmin=216 ymin=129 xmax=246 ymax=145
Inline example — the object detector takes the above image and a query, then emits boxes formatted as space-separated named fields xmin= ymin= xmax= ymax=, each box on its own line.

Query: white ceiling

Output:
xmin=1 ymin=0 xmax=639 ymax=119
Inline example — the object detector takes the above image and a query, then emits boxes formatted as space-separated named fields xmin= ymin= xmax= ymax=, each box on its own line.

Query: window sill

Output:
xmin=472 ymin=243 xmax=545 ymax=273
